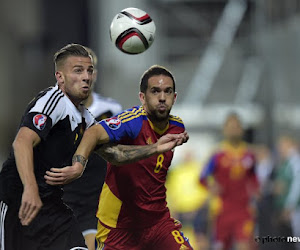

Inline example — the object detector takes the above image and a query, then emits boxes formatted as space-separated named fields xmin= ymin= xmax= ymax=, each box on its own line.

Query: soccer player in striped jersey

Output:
xmin=0 ymin=45 xmax=187 ymax=250
xmin=46 ymin=65 xmax=192 ymax=249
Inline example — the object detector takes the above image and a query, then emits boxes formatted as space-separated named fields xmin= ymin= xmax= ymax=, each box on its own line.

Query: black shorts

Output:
xmin=0 ymin=198 xmax=87 ymax=250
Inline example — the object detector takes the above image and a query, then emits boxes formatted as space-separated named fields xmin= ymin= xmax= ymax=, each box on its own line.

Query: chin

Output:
xmin=82 ymin=92 xmax=89 ymax=99
xmin=155 ymin=112 xmax=169 ymax=121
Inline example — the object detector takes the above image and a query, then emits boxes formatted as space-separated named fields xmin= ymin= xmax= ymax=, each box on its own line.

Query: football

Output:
xmin=109 ymin=7 xmax=156 ymax=54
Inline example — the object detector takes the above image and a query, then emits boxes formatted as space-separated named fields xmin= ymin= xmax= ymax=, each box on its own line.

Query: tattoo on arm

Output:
xmin=72 ymin=155 xmax=88 ymax=169
xmin=97 ymin=143 xmax=157 ymax=165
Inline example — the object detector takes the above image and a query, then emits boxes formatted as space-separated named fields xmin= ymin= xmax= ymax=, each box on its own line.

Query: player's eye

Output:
xmin=74 ymin=68 xmax=83 ymax=73
xmin=151 ymin=89 xmax=160 ymax=94
xmin=165 ymin=88 xmax=173 ymax=94
xmin=87 ymin=69 xmax=93 ymax=74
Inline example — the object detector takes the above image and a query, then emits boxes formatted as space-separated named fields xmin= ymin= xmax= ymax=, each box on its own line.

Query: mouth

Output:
xmin=157 ymin=105 xmax=167 ymax=112
xmin=82 ymin=86 xmax=90 ymax=92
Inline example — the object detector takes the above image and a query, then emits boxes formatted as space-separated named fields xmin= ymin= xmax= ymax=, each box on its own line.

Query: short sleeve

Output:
xmin=99 ymin=110 xmax=143 ymax=143
xmin=21 ymin=112 xmax=53 ymax=140
xmin=20 ymin=86 xmax=66 ymax=140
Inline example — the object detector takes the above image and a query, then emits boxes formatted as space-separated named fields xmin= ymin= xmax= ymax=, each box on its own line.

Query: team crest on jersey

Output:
xmin=146 ymin=137 xmax=153 ymax=145
xmin=33 ymin=114 xmax=47 ymax=130
xmin=105 ymin=117 xmax=121 ymax=130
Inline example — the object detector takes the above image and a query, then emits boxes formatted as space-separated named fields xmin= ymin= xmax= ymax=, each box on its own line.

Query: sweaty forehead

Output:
xmin=148 ymin=75 xmax=174 ymax=88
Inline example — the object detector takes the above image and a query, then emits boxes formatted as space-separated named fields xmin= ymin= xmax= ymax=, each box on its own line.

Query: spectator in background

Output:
xmin=200 ymin=112 xmax=259 ymax=250
xmin=63 ymin=47 xmax=122 ymax=250
xmin=253 ymin=144 xmax=275 ymax=250
xmin=273 ymin=135 xmax=300 ymax=250
xmin=254 ymin=145 xmax=273 ymax=192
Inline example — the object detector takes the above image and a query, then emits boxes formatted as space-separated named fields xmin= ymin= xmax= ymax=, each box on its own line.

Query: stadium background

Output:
xmin=0 ymin=0 xmax=299 ymax=248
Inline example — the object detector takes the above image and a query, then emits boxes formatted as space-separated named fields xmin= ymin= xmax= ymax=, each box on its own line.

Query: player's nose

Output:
xmin=82 ymin=70 xmax=92 ymax=84
xmin=159 ymin=92 xmax=166 ymax=101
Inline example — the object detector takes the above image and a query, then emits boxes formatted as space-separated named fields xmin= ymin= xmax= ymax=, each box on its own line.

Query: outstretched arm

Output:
xmin=98 ymin=131 xmax=189 ymax=165
xmin=45 ymin=130 xmax=189 ymax=185
xmin=44 ymin=123 xmax=109 ymax=185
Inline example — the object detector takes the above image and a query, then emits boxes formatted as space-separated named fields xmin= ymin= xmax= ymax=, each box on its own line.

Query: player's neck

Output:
xmin=148 ymin=116 xmax=169 ymax=131
xmin=154 ymin=120 xmax=168 ymax=130
xmin=59 ymin=84 xmax=82 ymax=108
xmin=227 ymin=139 xmax=243 ymax=148
xmin=82 ymin=93 xmax=93 ymax=108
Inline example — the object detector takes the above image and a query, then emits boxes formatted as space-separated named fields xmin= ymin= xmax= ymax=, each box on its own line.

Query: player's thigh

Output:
xmin=214 ymin=214 xmax=233 ymax=242
xmin=29 ymin=200 xmax=87 ymax=250
xmin=41 ymin=219 xmax=88 ymax=250
xmin=151 ymin=219 xmax=193 ymax=250
xmin=95 ymin=221 xmax=139 ymax=250
xmin=234 ymin=217 xmax=254 ymax=242
xmin=0 ymin=200 xmax=37 ymax=250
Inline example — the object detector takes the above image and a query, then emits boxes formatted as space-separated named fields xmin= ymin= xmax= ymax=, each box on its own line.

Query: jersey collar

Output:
xmin=221 ymin=141 xmax=247 ymax=156
xmin=147 ymin=117 xmax=169 ymax=135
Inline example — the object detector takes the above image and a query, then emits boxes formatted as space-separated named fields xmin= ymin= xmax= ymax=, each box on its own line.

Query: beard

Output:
xmin=148 ymin=108 xmax=171 ymax=122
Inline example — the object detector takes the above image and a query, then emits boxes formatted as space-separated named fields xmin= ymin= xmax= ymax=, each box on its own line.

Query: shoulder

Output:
xmin=28 ymin=85 xmax=65 ymax=116
xmin=118 ymin=106 xmax=146 ymax=124
xmin=210 ymin=144 xmax=224 ymax=158
xmin=169 ymin=114 xmax=185 ymax=128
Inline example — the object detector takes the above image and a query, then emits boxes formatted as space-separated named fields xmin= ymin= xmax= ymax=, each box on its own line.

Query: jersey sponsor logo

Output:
xmin=105 ymin=117 xmax=121 ymax=130
xmin=33 ymin=114 xmax=47 ymax=130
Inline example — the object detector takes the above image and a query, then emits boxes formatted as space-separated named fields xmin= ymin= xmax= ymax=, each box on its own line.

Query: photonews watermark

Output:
xmin=255 ymin=235 xmax=300 ymax=244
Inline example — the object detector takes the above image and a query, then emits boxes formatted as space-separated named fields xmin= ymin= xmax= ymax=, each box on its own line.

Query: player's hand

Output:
xmin=44 ymin=162 xmax=84 ymax=185
xmin=19 ymin=184 xmax=43 ymax=226
xmin=156 ymin=131 xmax=189 ymax=154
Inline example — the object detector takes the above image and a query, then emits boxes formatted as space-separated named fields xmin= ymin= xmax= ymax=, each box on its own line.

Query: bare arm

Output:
xmin=13 ymin=127 xmax=43 ymax=226
xmin=45 ymin=130 xmax=189 ymax=185
xmin=45 ymin=123 xmax=110 ymax=185
xmin=97 ymin=131 xmax=189 ymax=165
xmin=76 ymin=123 xmax=110 ymax=159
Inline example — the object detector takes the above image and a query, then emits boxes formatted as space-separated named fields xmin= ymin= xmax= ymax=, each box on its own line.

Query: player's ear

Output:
xmin=173 ymin=92 xmax=177 ymax=104
xmin=55 ymin=71 xmax=64 ymax=84
xmin=139 ymin=92 xmax=145 ymax=105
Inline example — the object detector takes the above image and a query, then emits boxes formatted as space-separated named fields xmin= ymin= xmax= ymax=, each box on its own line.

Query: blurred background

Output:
xmin=1 ymin=0 xmax=300 ymax=249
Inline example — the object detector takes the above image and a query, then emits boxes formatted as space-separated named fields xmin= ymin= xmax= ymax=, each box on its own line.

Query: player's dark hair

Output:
xmin=140 ymin=65 xmax=176 ymax=93
xmin=54 ymin=43 xmax=91 ymax=70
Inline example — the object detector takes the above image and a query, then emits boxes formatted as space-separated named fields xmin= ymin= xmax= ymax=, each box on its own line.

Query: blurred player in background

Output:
xmin=166 ymin=150 xmax=211 ymax=250
xmin=200 ymin=113 xmax=259 ymax=250
xmin=63 ymin=47 xmax=122 ymax=250
xmin=46 ymin=65 xmax=192 ymax=249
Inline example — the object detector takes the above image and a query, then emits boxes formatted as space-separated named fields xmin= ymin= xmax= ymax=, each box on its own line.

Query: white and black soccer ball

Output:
xmin=109 ymin=7 xmax=156 ymax=54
